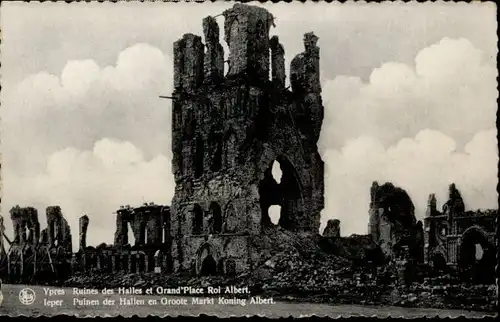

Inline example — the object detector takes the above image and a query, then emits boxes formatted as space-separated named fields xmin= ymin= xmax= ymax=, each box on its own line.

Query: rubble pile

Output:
xmin=62 ymin=240 xmax=496 ymax=312
xmin=62 ymin=214 xmax=496 ymax=312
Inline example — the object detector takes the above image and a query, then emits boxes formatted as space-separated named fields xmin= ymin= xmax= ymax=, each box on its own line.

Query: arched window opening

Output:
xmin=459 ymin=227 xmax=495 ymax=284
xmin=258 ymin=157 xmax=303 ymax=230
xmin=192 ymin=204 xmax=203 ymax=235
xmin=209 ymin=202 xmax=222 ymax=234
xmin=195 ymin=136 xmax=204 ymax=178
xmin=200 ymin=255 xmax=217 ymax=276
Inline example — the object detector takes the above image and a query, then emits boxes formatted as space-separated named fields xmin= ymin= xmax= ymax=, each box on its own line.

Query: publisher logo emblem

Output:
xmin=19 ymin=288 xmax=36 ymax=305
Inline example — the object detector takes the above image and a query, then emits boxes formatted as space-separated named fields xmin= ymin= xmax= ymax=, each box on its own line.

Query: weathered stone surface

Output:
xmin=368 ymin=181 xmax=422 ymax=261
xmin=323 ymin=219 xmax=340 ymax=237
xmin=25 ymin=207 xmax=40 ymax=246
xmin=173 ymin=34 xmax=204 ymax=92
xmin=202 ymin=16 xmax=224 ymax=84
xmin=270 ymin=35 xmax=285 ymax=88
xmin=114 ymin=206 xmax=131 ymax=246
xmin=10 ymin=205 xmax=27 ymax=244
xmin=223 ymin=3 xmax=273 ymax=82
xmin=46 ymin=205 xmax=72 ymax=252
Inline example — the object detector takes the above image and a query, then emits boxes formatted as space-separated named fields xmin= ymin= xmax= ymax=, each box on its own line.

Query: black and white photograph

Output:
xmin=0 ymin=0 xmax=497 ymax=318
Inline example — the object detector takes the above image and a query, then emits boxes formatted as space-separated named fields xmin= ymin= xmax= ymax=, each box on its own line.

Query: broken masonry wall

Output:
xmin=323 ymin=219 xmax=341 ymax=237
xmin=161 ymin=206 xmax=171 ymax=242
xmin=270 ymin=36 xmax=286 ymax=88
xmin=290 ymin=32 xmax=323 ymax=144
xmin=130 ymin=210 xmax=146 ymax=246
xmin=45 ymin=205 xmax=72 ymax=251
xmin=10 ymin=205 xmax=26 ymax=244
xmin=173 ymin=34 xmax=204 ymax=93
xmin=114 ymin=208 xmax=130 ymax=246
xmin=203 ymin=16 xmax=224 ymax=84
xmin=368 ymin=182 xmax=423 ymax=261
xmin=24 ymin=207 xmax=40 ymax=246
xmin=141 ymin=206 xmax=163 ymax=245
xmin=46 ymin=205 xmax=62 ymax=247
xmin=223 ymin=4 xmax=273 ymax=82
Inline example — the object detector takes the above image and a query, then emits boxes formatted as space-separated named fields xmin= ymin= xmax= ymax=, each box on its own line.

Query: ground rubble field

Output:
xmin=62 ymin=229 xmax=496 ymax=313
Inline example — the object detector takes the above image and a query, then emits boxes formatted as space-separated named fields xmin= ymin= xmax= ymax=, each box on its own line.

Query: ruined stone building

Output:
xmin=76 ymin=204 xmax=171 ymax=274
xmin=368 ymin=181 xmax=424 ymax=263
xmin=169 ymin=4 xmax=324 ymax=275
xmin=1 ymin=205 xmax=73 ymax=282
xmin=424 ymin=184 xmax=496 ymax=283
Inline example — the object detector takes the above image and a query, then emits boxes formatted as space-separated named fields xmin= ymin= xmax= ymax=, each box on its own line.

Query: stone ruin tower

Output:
xmin=169 ymin=4 xmax=324 ymax=276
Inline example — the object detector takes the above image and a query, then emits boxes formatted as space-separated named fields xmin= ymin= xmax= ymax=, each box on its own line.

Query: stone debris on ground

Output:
xmin=63 ymin=227 xmax=495 ymax=312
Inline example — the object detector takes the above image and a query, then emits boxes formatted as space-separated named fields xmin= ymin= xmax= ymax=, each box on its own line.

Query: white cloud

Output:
xmin=320 ymin=37 xmax=497 ymax=150
xmin=2 ymin=43 xmax=173 ymax=176
xmin=2 ymin=139 xmax=174 ymax=248
xmin=321 ymin=128 xmax=498 ymax=236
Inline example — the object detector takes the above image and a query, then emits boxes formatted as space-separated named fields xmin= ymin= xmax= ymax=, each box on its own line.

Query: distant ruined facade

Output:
xmin=169 ymin=3 xmax=324 ymax=275
xmin=76 ymin=204 xmax=171 ymax=275
xmin=368 ymin=182 xmax=424 ymax=263
xmin=424 ymin=184 xmax=496 ymax=283
xmin=0 ymin=206 xmax=73 ymax=282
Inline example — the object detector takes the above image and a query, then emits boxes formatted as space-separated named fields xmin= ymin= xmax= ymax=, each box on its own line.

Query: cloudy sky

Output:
xmin=1 ymin=1 xmax=497 ymax=248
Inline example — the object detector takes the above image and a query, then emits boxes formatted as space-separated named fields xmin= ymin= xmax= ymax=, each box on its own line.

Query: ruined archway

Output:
xmin=196 ymin=243 xmax=218 ymax=276
xmin=458 ymin=226 xmax=495 ymax=284
xmin=200 ymin=255 xmax=217 ymax=276
xmin=258 ymin=156 xmax=304 ymax=230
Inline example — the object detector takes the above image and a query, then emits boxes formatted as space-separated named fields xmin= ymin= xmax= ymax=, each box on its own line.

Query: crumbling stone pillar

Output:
xmin=131 ymin=213 xmax=146 ymax=246
xmin=40 ymin=228 xmax=49 ymax=245
xmin=368 ymin=182 xmax=380 ymax=242
xmin=79 ymin=215 xmax=89 ymax=250
xmin=443 ymin=183 xmax=465 ymax=221
xmin=46 ymin=206 xmax=72 ymax=251
xmin=162 ymin=206 xmax=171 ymax=243
xmin=426 ymin=194 xmax=437 ymax=217
xmin=173 ymin=34 xmax=204 ymax=92
xmin=223 ymin=3 xmax=273 ymax=81
xmin=143 ymin=206 xmax=162 ymax=245
xmin=270 ymin=36 xmax=285 ymax=88
xmin=203 ymin=16 xmax=224 ymax=84
xmin=323 ymin=219 xmax=340 ymax=237
xmin=290 ymin=32 xmax=321 ymax=95
xmin=25 ymin=207 xmax=40 ymax=246
xmin=46 ymin=206 xmax=61 ymax=248
xmin=10 ymin=206 xmax=26 ymax=244
xmin=114 ymin=208 xmax=130 ymax=246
